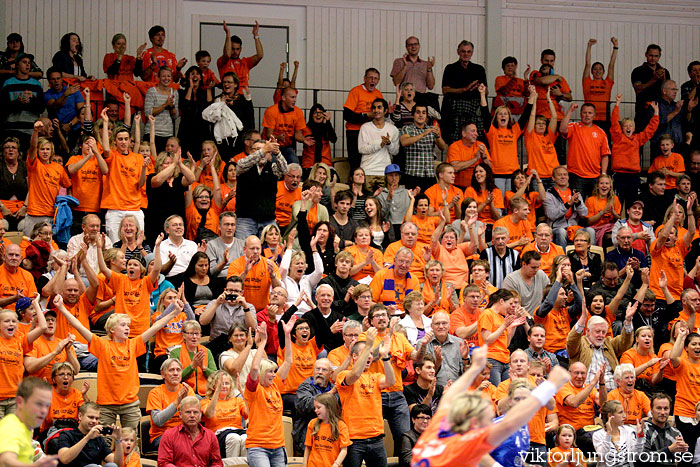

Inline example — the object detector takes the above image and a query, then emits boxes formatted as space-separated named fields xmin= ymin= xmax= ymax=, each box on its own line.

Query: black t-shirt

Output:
xmin=403 ymin=381 xmax=443 ymax=413
xmin=441 ymin=61 xmax=487 ymax=101
xmin=631 ymin=63 xmax=670 ymax=110
xmin=56 ymin=428 xmax=112 ymax=467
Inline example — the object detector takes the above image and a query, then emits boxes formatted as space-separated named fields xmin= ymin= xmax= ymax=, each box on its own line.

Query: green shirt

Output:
xmin=0 ymin=413 xmax=34 ymax=463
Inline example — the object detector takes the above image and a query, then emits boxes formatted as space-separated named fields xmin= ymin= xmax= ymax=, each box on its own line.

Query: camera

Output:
xmin=225 ymin=293 xmax=239 ymax=301
xmin=100 ymin=426 xmax=113 ymax=436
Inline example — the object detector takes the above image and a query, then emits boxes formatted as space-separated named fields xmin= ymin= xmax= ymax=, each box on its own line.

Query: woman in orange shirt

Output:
xmin=524 ymin=87 xmax=559 ymax=186
xmin=584 ymin=174 xmax=621 ymax=247
xmin=220 ymin=160 xmax=237 ymax=213
xmin=66 ymin=135 xmax=109 ymax=218
xmin=464 ymin=163 xmax=504 ymax=226
xmin=53 ymin=291 xmax=183 ymax=429
xmin=422 ymin=259 xmax=458 ymax=316
xmin=505 ymin=169 xmax=545 ymax=228
xmin=412 ymin=346 xmax=571 ymax=467
xmin=404 ymin=192 xmax=440 ymax=245
xmin=303 ymin=392 xmax=351 ymax=467
xmin=194 ymin=140 xmax=225 ymax=189
xmin=184 ymin=182 xmax=222 ymax=242
xmin=582 ymin=37 xmax=618 ymax=130
xmin=245 ymin=319 xmax=295 ymax=467
xmin=347 ymin=225 xmax=383 ymax=281
xmin=261 ymin=224 xmax=285 ymax=265
xmin=201 ymin=370 xmax=248 ymax=459
xmin=620 ymin=326 xmax=664 ymax=390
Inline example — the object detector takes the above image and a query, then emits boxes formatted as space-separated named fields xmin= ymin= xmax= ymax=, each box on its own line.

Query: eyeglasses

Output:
xmin=372 ymin=313 xmax=388 ymax=318
xmin=406 ymin=42 xmax=419 ymax=47
xmin=183 ymin=332 xmax=201 ymax=336
xmin=415 ymin=415 xmax=431 ymax=421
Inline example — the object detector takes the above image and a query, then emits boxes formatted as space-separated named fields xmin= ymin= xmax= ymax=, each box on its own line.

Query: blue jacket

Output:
xmin=53 ymin=196 xmax=79 ymax=243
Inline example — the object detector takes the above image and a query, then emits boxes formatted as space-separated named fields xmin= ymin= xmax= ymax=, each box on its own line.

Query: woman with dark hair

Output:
xmin=220 ymin=159 xmax=237 ymax=212
xmin=178 ymin=66 xmax=213 ymax=156
xmin=504 ymin=168 xmax=545 ymax=228
xmin=183 ymin=251 xmax=219 ymax=313
xmin=464 ymin=162 xmax=503 ymax=224
xmin=301 ymin=103 xmax=336 ymax=171
xmin=296 ymin=189 xmax=339 ymax=275
xmin=348 ymin=167 xmax=370 ymax=221
xmin=0 ymin=33 xmax=42 ymax=85
xmin=215 ymin=71 xmax=255 ymax=159
xmin=52 ymin=33 xmax=94 ymax=81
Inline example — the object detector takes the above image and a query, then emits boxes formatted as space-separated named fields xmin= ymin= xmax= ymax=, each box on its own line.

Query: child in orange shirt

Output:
xmin=195 ymin=50 xmax=220 ymax=89
xmin=649 ymin=134 xmax=686 ymax=190
xmin=505 ymin=169 xmax=545 ymax=228
xmin=303 ymin=392 xmax=351 ymax=467
xmin=548 ymin=424 xmax=586 ymax=467
xmin=120 ymin=427 xmax=141 ymax=467
xmin=584 ymin=174 xmax=621 ymax=246
xmin=525 ymin=87 xmax=559 ymax=184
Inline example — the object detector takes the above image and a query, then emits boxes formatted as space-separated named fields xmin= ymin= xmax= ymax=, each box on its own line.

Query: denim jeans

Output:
xmin=78 ymin=353 xmax=98 ymax=372
xmin=235 ymin=218 xmax=277 ymax=240
xmin=381 ymin=391 xmax=410 ymax=456
xmin=279 ymin=146 xmax=299 ymax=164
xmin=488 ymin=358 xmax=510 ymax=385
xmin=247 ymin=446 xmax=287 ymax=467
xmin=568 ymin=173 xmax=597 ymax=199
xmin=344 ymin=436 xmax=387 ymax=467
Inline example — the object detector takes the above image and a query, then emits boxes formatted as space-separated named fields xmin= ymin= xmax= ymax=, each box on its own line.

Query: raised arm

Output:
xmin=54 ymin=294 xmax=92 ymax=343
xmin=582 ymin=39 xmax=595 ymax=84
xmin=148 ymin=233 xmax=164 ymax=285
xmin=560 ymin=103 xmax=578 ymax=136
xmin=249 ymin=21 xmax=264 ymax=67
xmin=608 ymin=265 xmax=633 ymax=317
xmin=277 ymin=315 xmax=296 ymax=380
xmin=342 ymin=327 xmax=377 ymax=386
xmin=141 ymin=299 xmax=184 ymax=343
xmin=607 ymin=37 xmax=618 ymax=79
xmin=438 ymin=345 xmax=488 ymax=410
xmin=526 ymin=85 xmax=538 ymax=133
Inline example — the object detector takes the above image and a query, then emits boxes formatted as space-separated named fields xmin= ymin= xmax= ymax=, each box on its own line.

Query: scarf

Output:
xmin=380 ymin=265 xmax=413 ymax=306
xmin=180 ymin=344 xmax=208 ymax=396
xmin=422 ymin=280 xmax=450 ymax=316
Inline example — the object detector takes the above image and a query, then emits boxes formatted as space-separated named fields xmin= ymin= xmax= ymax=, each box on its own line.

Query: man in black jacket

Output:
xmin=292 ymin=358 xmax=334 ymax=455
xmin=639 ymin=393 xmax=689 ymax=467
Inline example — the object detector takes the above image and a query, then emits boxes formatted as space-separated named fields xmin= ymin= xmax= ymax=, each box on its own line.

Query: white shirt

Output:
xmin=280 ymin=249 xmax=324 ymax=313
xmin=66 ymin=233 xmax=113 ymax=279
xmin=358 ymin=120 xmax=400 ymax=176
xmin=160 ymin=237 xmax=198 ymax=277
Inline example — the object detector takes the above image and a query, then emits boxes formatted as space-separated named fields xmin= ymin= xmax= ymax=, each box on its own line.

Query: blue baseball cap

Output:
xmin=384 ymin=164 xmax=401 ymax=175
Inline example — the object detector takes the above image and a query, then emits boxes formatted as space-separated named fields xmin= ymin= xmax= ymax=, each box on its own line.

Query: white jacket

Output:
xmin=202 ymin=101 xmax=244 ymax=143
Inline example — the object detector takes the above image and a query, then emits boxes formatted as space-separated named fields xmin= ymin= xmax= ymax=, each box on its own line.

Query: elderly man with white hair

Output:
xmin=567 ymin=300 xmax=636 ymax=389
xmin=281 ymin=283 xmax=346 ymax=351
xmin=605 ymin=226 xmax=648 ymax=286
xmin=424 ymin=311 xmax=466 ymax=387
xmin=606 ymin=362 xmax=651 ymax=425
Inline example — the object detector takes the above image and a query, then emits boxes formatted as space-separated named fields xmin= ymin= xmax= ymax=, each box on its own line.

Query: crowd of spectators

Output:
xmin=0 ymin=19 xmax=700 ymax=467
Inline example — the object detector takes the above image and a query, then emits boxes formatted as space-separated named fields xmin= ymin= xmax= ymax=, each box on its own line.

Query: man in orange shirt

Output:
xmin=227 ymin=236 xmax=281 ymax=311
xmin=262 ymin=87 xmax=311 ymax=164
xmin=146 ymin=358 xmax=194 ymax=447
xmin=521 ymin=223 xmax=564 ymax=275
xmin=343 ymin=68 xmax=384 ymax=171
xmin=141 ymin=25 xmax=187 ymax=82
xmin=424 ymin=162 xmax=463 ymax=221
xmin=217 ymin=21 xmax=263 ymax=93
xmin=560 ymin=103 xmax=611 ymax=197
xmin=450 ymin=284 xmax=482 ymax=347
xmin=494 ymin=197 xmax=533 ymax=252
xmin=370 ymin=248 xmax=421 ymax=314
xmin=0 ymin=244 xmax=37 ymax=309
xmin=337 ymin=327 xmax=393 ymax=467
xmin=446 ymin=122 xmax=490 ymax=190
xmin=382 ymin=222 xmax=429 ymax=283
xmin=555 ymin=361 xmax=606 ymax=432
xmin=274 ymin=163 xmax=302 ymax=232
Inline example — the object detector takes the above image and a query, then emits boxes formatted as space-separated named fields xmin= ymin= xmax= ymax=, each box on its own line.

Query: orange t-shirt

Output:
xmin=495 ymin=75 xmax=526 ymax=97
xmin=109 ymin=272 xmax=157 ymax=336
xmin=620 ymin=348 xmax=659 ymax=382
xmin=42 ymin=387 xmax=83 ymax=431
xmin=277 ymin=338 xmax=321 ymax=394
xmin=582 ymin=77 xmax=614 ymax=121
xmin=185 ymin=201 xmax=221 ymax=241
xmin=382 ymin=241 xmax=426 ymax=283
xmin=336 ymin=370 xmax=384 ymax=439
xmin=90 ymin=273 xmax=114 ymax=325
xmin=262 ymin=104 xmax=306 ymax=147
xmin=450 ymin=307 xmax=482 ymax=349
xmin=26 ymin=157 xmax=71 ymax=217
xmin=521 ymin=242 xmax=564 ymax=275
xmin=0 ymin=266 xmax=37 ymax=311
xmin=649 ymin=153 xmax=685 ymax=189
xmin=565 ymin=123 xmax=611 ymax=179
xmin=344 ymin=85 xmax=384 ymax=131
xmin=524 ymin=130 xmax=559 ymax=179
xmin=57 ymin=294 xmax=94 ymax=345
xmin=100 ymin=149 xmax=144 ymax=211
xmin=493 ymin=215 xmax=533 ymax=252
xmin=412 ymin=215 xmax=440 ymax=245
xmin=650 ymin=239 xmax=687 ymax=300
xmin=670 ymin=309 xmax=700 ymax=335
xmin=607 ymin=388 xmax=651 ymax=424
xmin=530 ymin=72 xmax=572 ymax=120
xmin=463 ymin=187 xmax=504 ymax=223
xmin=548 ymin=447 xmax=586 ymax=467
xmin=412 ymin=409 xmax=495 ymax=467
xmin=201 ymin=397 xmax=246 ymax=432
xmin=301 ymin=127 xmax=332 ymax=168
xmin=446 ymin=140 xmax=490 ymax=188
xmin=152 ymin=311 xmax=188 ymax=357
xmin=670 ymin=358 xmax=700 ymax=417
xmin=345 ymin=245 xmax=383 ymax=281
xmin=275 ymin=181 xmax=302 ymax=227
xmin=555 ymin=382 xmax=598 ymax=430
xmin=505 ymin=191 xmax=541 ymax=227
xmin=0 ymin=333 xmax=31 ymax=399
xmin=67 ymin=155 xmax=103 ymax=212
xmin=359 ymin=331 xmax=414 ymax=392
xmin=227 ymin=256 xmax=279 ymax=311
xmin=26 ymin=336 xmax=68 ymax=381
xmin=195 ymin=161 xmax=225 ymax=190
xmin=327 ymin=345 xmax=350 ymax=371
xmin=146 ymin=383 xmax=195 ymax=441
xmin=141 ymin=48 xmax=178 ymax=83
xmin=424 ymin=183 xmax=463 ymax=222
xmin=478 ymin=308 xmax=510 ymax=363
xmin=485 ymin=123 xmax=523 ymax=175
xmin=220 ymin=183 xmax=236 ymax=213
xmin=304 ymin=419 xmax=352 ymax=467
xmin=585 ymin=195 xmax=621 ymax=227
xmin=533 ymin=306 xmax=571 ymax=352
xmin=216 ymin=56 xmax=255 ymax=90
xmin=244 ymin=374 xmax=285 ymax=448
xmin=610 ymin=106 xmax=658 ymax=173
xmin=88 ymin=335 xmax=146 ymax=405
xmin=433 ymin=243 xmax=471 ymax=289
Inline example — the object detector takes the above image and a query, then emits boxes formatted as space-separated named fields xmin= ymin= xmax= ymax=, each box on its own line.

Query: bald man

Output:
xmin=0 ymin=244 xmax=37 ymax=309
xmin=555 ymin=361 xmax=606 ymax=431
xmin=226 ymin=236 xmax=281 ymax=311
xmin=493 ymin=349 xmax=536 ymax=406
xmin=67 ymin=213 xmax=112 ymax=282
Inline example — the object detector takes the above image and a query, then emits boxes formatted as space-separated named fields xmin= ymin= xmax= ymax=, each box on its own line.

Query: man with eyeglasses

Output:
xmin=255 ymin=286 xmax=288 ymax=359
xmin=232 ymin=129 xmax=262 ymax=163
xmin=328 ymin=320 xmax=362 ymax=381
xmin=605 ymin=227 xmax=648 ymax=288
xmin=521 ymin=223 xmax=564 ymax=276
xmin=391 ymin=37 xmax=435 ymax=107
xmin=275 ymin=163 xmax=302 ymax=232
xmin=424 ymin=311 xmax=466 ymax=386
xmin=369 ymin=248 xmax=420 ymax=314
xmin=650 ymin=79 xmax=685 ymax=150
